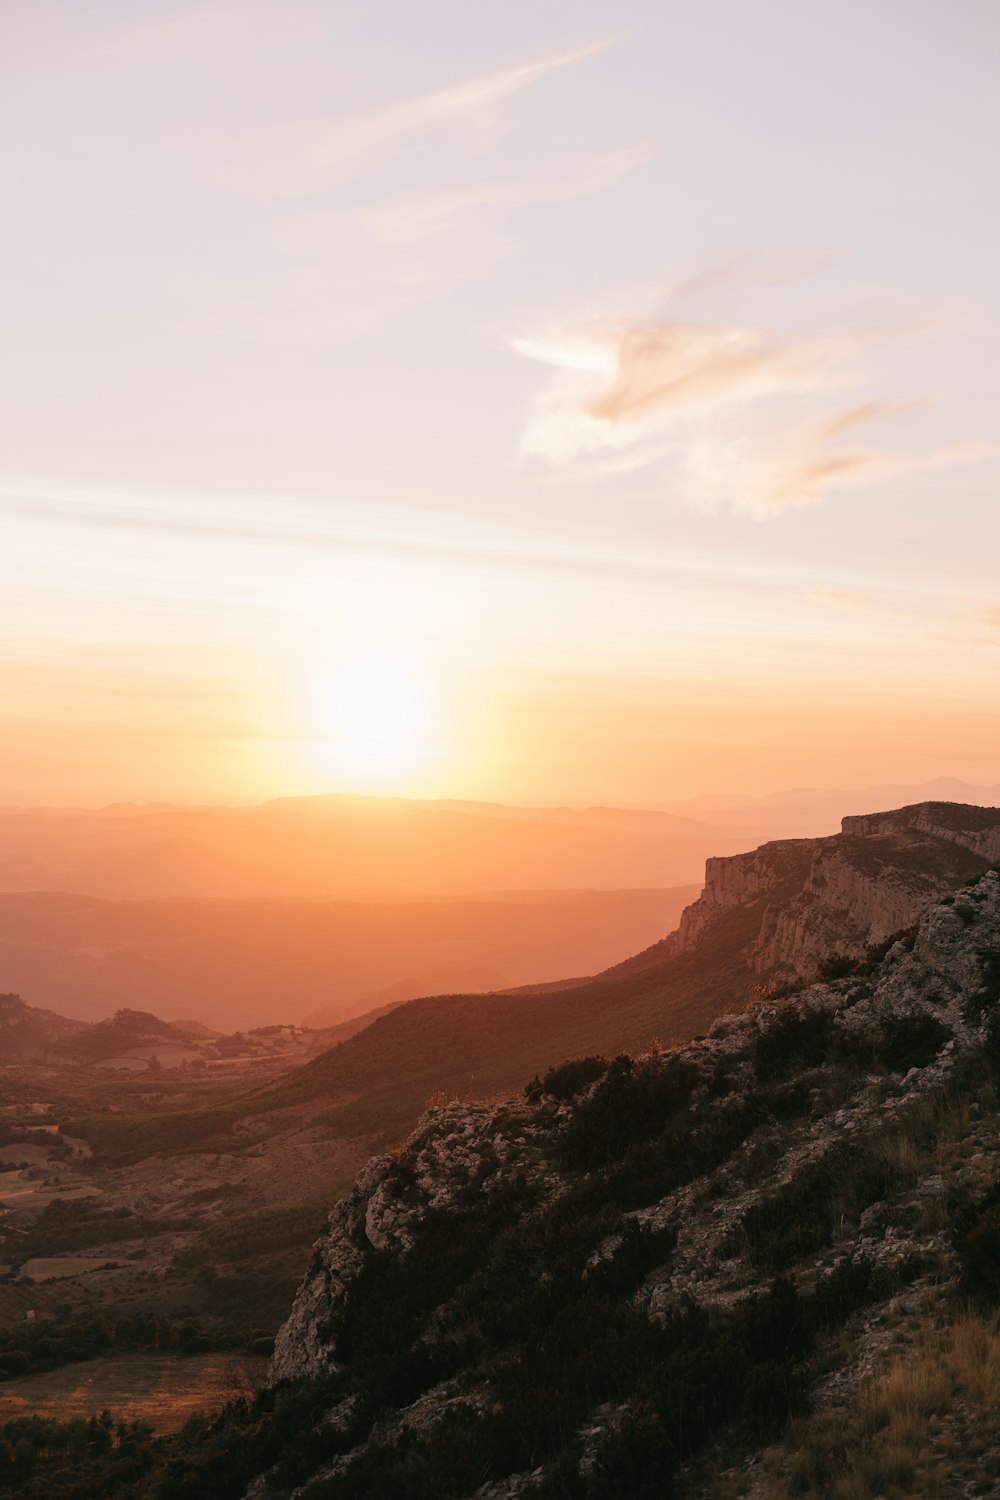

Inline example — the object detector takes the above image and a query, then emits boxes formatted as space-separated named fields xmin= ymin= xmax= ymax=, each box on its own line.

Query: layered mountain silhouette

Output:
xmin=0 ymin=795 xmax=745 ymax=899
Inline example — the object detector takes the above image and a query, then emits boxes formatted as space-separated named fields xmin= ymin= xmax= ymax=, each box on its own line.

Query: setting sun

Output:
xmin=320 ymin=660 xmax=430 ymax=776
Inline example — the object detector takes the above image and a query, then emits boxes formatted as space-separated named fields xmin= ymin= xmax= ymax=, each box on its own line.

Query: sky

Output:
xmin=1 ymin=0 xmax=998 ymax=807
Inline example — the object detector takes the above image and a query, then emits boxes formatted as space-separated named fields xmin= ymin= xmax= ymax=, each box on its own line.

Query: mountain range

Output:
xmin=0 ymin=796 xmax=744 ymax=899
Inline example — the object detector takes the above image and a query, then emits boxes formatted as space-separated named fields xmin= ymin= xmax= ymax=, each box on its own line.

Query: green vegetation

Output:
xmin=58 ymin=1108 xmax=246 ymax=1167
xmin=3 ymin=1201 xmax=161 ymax=1269
xmin=0 ymin=1411 xmax=156 ymax=1500
xmin=0 ymin=1313 xmax=270 ymax=1382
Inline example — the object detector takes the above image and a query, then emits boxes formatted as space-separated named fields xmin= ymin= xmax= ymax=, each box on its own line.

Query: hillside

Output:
xmin=0 ymin=991 xmax=85 ymax=1059
xmin=250 ymin=802 xmax=998 ymax=1142
xmin=47 ymin=1007 xmax=194 ymax=1066
xmin=247 ymin=863 xmax=1000 ymax=1499
xmin=2 ymin=804 xmax=1000 ymax=1497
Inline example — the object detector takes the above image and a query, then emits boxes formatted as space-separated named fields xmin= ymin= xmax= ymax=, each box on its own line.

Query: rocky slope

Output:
xmin=211 ymin=848 xmax=1000 ymax=1498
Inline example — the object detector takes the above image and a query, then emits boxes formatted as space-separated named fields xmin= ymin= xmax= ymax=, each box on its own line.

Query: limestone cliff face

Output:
xmin=662 ymin=839 xmax=814 ymax=957
xmin=664 ymin=801 xmax=998 ymax=982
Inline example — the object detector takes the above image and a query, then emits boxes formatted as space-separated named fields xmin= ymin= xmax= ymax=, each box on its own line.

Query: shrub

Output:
xmin=528 ymin=1055 xmax=611 ymax=1103
xmin=951 ymin=1179 xmax=1000 ymax=1304
xmin=753 ymin=1006 xmax=835 ymax=1082
xmin=878 ymin=1013 xmax=952 ymax=1073
xmin=818 ymin=953 xmax=861 ymax=980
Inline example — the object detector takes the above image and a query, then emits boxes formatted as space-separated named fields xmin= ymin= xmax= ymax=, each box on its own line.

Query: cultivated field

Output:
xmin=0 ymin=1350 xmax=269 ymax=1433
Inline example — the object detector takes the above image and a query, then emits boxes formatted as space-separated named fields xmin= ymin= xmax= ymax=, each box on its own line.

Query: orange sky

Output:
xmin=1 ymin=3 xmax=998 ymax=808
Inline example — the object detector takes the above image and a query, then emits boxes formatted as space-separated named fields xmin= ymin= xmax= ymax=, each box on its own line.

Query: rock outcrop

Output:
xmin=253 ymin=843 xmax=1000 ymax=1499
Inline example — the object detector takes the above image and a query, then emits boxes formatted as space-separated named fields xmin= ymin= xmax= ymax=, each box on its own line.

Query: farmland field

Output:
xmin=0 ymin=1350 xmax=269 ymax=1433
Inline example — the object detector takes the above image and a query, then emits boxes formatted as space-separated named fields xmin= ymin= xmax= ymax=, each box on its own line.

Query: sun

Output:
xmin=319 ymin=659 xmax=429 ymax=779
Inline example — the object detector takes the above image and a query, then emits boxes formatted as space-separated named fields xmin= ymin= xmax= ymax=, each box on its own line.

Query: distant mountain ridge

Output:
xmin=0 ymin=795 xmax=744 ymax=899
xmin=668 ymin=776 xmax=1000 ymax=838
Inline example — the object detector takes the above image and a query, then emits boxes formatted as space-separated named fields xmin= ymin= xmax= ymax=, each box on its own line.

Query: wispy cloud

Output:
xmin=312 ymin=40 xmax=612 ymax=173
xmin=513 ymin=305 xmax=986 ymax=519
xmin=361 ymin=145 xmax=648 ymax=248
xmin=217 ymin=40 xmax=639 ymax=341
xmin=807 ymin=588 xmax=886 ymax=614
xmin=0 ymin=481 xmax=706 ymax=589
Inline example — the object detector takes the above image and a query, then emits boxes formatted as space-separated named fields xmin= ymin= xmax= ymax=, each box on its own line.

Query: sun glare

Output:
xmin=320 ymin=660 xmax=429 ymax=779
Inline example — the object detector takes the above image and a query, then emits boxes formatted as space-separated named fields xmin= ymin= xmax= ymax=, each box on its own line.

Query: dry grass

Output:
xmin=757 ymin=1307 xmax=1000 ymax=1499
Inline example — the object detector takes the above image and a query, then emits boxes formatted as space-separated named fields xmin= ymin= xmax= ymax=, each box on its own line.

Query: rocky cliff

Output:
xmin=663 ymin=800 xmax=996 ymax=982
xmin=245 ymin=850 xmax=1000 ymax=1499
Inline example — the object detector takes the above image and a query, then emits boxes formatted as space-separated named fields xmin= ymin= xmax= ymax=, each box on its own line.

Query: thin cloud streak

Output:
xmin=0 ymin=488 xmax=728 ymax=591
xmin=362 ymin=145 xmax=649 ymax=248
xmin=0 ymin=483 xmax=908 ymax=601
xmin=808 ymin=588 xmax=883 ymax=613
xmin=313 ymin=39 xmax=613 ymax=172
xmin=227 ymin=44 xmax=639 ymax=340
